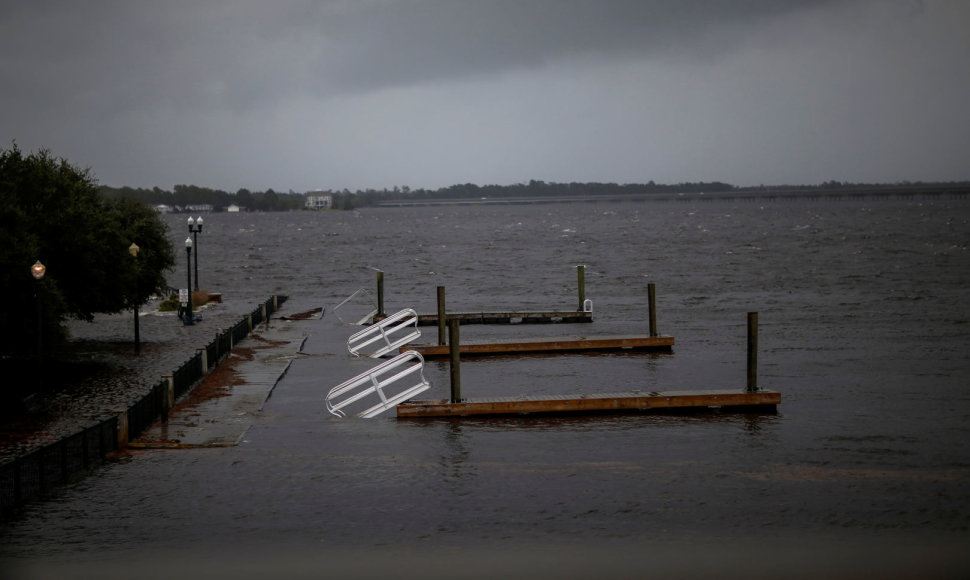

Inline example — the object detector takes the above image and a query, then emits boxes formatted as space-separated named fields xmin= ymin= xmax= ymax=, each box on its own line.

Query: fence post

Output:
xmin=161 ymin=374 xmax=174 ymax=420
xmin=13 ymin=461 xmax=23 ymax=505
xmin=60 ymin=442 xmax=68 ymax=484
xmin=198 ymin=348 xmax=208 ymax=375
xmin=116 ymin=410 xmax=129 ymax=450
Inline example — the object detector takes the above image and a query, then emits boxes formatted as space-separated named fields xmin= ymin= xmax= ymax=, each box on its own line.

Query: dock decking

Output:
xmin=396 ymin=389 xmax=780 ymax=417
xmin=374 ymin=310 xmax=593 ymax=325
xmin=401 ymin=334 xmax=674 ymax=357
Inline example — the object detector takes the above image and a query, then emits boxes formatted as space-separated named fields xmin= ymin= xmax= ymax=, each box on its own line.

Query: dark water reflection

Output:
xmin=3 ymin=199 xmax=970 ymax=575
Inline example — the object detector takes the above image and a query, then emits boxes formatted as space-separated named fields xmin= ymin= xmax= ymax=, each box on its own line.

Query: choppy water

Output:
xmin=3 ymin=198 xmax=970 ymax=576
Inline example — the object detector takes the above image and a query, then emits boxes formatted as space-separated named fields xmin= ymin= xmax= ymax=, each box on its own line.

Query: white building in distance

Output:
xmin=305 ymin=191 xmax=333 ymax=210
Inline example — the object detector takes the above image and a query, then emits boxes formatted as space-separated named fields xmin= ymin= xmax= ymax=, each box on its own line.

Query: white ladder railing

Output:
xmin=347 ymin=308 xmax=421 ymax=358
xmin=326 ymin=350 xmax=431 ymax=418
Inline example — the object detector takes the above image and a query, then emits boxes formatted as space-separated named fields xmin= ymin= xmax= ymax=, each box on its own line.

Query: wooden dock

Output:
xmin=374 ymin=310 xmax=593 ymax=325
xmin=396 ymin=389 xmax=780 ymax=417
xmin=401 ymin=334 xmax=674 ymax=357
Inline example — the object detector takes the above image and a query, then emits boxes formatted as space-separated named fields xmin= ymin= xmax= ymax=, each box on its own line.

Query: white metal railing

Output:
xmin=333 ymin=287 xmax=378 ymax=325
xmin=326 ymin=350 xmax=431 ymax=418
xmin=347 ymin=308 xmax=421 ymax=358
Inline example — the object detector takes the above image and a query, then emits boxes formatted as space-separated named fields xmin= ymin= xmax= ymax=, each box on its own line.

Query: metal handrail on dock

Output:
xmin=333 ymin=287 xmax=378 ymax=325
xmin=347 ymin=308 xmax=421 ymax=357
xmin=326 ymin=350 xmax=431 ymax=418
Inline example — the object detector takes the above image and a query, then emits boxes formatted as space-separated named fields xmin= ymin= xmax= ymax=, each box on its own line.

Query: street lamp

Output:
xmin=31 ymin=260 xmax=46 ymax=280
xmin=184 ymin=236 xmax=194 ymax=326
xmin=188 ymin=216 xmax=203 ymax=291
xmin=129 ymin=242 xmax=141 ymax=354
xmin=31 ymin=260 xmax=46 ymax=388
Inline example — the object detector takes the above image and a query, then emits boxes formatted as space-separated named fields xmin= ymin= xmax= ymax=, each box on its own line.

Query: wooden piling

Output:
xmin=448 ymin=318 xmax=462 ymax=402
xmin=747 ymin=312 xmax=758 ymax=392
xmin=377 ymin=270 xmax=386 ymax=318
xmin=437 ymin=286 xmax=446 ymax=346
xmin=648 ymin=283 xmax=657 ymax=337
xmin=577 ymin=264 xmax=586 ymax=311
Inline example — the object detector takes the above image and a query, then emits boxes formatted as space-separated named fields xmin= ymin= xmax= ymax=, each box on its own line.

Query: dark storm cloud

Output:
xmin=1 ymin=0 xmax=967 ymax=190
xmin=1 ymin=0 xmax=838 ymax=115
xmin=309 ymin=0 xmax=841 ymax=94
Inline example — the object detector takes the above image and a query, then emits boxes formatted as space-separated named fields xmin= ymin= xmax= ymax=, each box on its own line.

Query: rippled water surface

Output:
xmin=3 ymin=198 xmax=970 ymax=575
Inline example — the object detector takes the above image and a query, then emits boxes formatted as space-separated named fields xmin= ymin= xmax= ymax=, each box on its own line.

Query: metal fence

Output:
xmin=0 ymin=295 xmax=287 ymax=517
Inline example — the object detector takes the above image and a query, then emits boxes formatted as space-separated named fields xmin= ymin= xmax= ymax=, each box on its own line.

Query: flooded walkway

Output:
xmin=131 ymin=318 xmax=311 ymax=449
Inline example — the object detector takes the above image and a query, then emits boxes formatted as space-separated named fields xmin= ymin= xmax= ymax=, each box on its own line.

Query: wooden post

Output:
xmin=198 ymin=348 xmax=208 ymax=375
xmin=116 ymin=410 xmax=129 ymax=450
xmin=437 ymin=286 xmax=446 ymax=346
xmin=747 ymin=312 xmax=758 ymax=392
xmin=376 ymin=270 xmax=386 ymax=318
xmin=648 ymin=283 xmax=657 ymax=337
xmin=448 ymin=318 xmax=462 ymax=402
xmin=577 ymin=264 xmax=586 ymax=311
xmin=161 ymin=374 xmax=174 ymax=420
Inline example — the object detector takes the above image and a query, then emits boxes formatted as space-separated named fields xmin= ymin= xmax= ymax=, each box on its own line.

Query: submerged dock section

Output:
xmin=397 ymin=311 xmax=778 ymax=418
xmin=407 ymin=310 xmax=593 ymax=326
xmin=403 ymin=334 xmax=673 ymax=357
xmin=371 ymin=266 xmax=595 ymax=326
xmin=397 ymin=389 xmax=780 ymax=418
xmin=330 ymin=269 xmax=779 ymax=419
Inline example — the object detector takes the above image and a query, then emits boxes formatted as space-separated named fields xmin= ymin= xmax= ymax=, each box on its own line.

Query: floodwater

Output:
xmin=2 ymin=198 xmax=970 ymax=577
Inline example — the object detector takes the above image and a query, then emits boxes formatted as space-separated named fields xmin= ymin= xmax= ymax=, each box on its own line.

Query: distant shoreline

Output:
xmin=375 ymin=184 xmax=970 ymax=207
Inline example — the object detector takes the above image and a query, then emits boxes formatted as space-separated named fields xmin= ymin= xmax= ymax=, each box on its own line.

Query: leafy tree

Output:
xmin=110 ymin=196 xmax=177 ymax=309
xmin=0 ymin=143 xmax=175 ymax=358
xmin=234 ymin=188 xmax=254 ymax=209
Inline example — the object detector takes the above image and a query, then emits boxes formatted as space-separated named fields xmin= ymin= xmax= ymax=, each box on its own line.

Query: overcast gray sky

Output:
xmin=2 ymin=0 xmax=968 ymax=192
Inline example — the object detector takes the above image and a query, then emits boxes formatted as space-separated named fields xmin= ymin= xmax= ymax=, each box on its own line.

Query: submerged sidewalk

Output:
xmin=130 ymin=312 xmax=317 ymax=449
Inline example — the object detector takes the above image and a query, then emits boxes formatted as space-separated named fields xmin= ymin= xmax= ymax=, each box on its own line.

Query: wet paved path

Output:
xmin=131 ymin=314 xmax=316 ymax=448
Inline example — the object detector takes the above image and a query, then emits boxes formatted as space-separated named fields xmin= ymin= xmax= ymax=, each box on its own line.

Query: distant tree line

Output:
xmin=101 ymin=178 xmax=970 ymax=212
xmin=102 ymin=179 xmax=738 ymax=211
xmin=99 ymin=184 xmax=307 ymax=212
xmin=341 ymin=179 xmax=736 ymax=208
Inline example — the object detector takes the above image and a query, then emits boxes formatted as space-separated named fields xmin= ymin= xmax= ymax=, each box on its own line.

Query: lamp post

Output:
xmin=188 ymin=216 xmax=203 ymax=291
xmin=184 ymin=236 xmax=194 ymax=326
xmin=31 ymin=260 xmax=46 ymax=388
xmin=129 ymin=243 xmax=141 ymax=354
